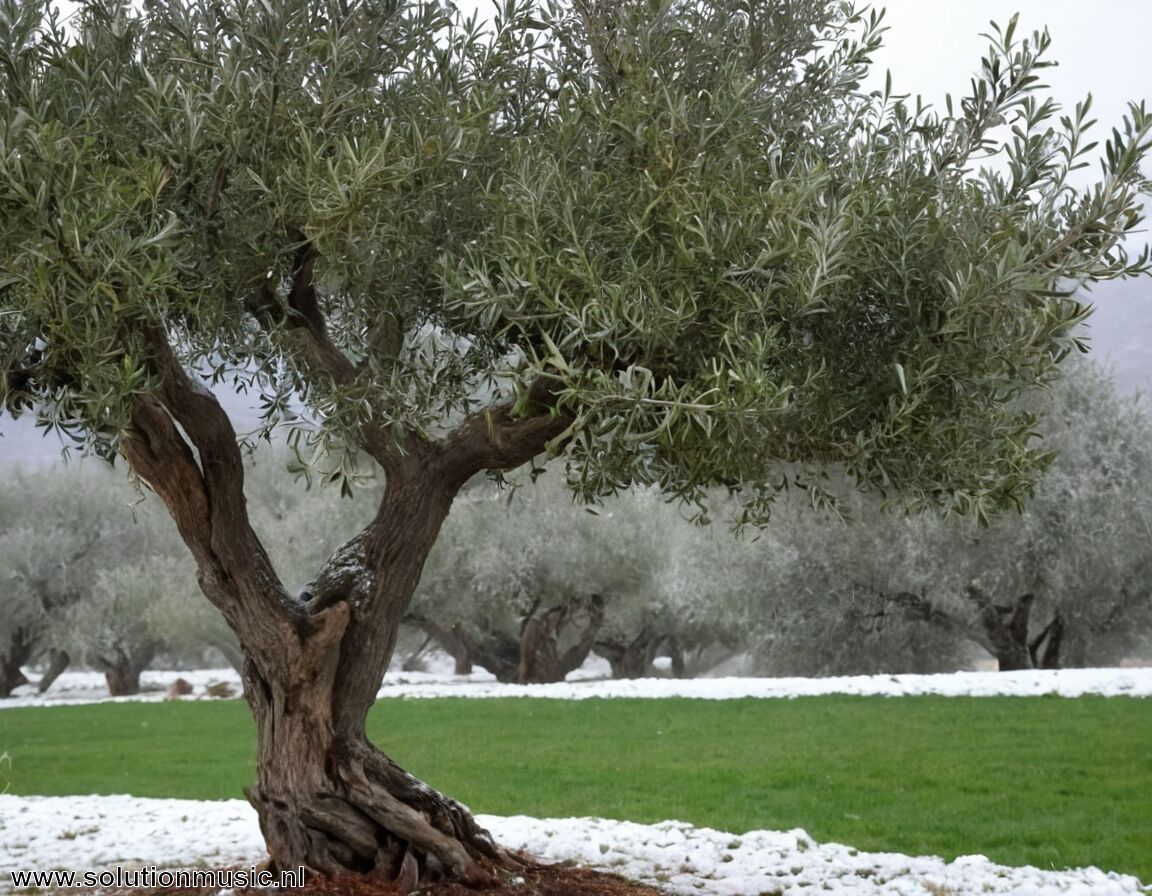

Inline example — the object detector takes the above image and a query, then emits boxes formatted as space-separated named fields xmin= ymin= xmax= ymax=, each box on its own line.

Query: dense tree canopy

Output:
xmin=2 ymin=0 xmax=1147 ymax=514
xmin=1 ymin=0 xmax=1149 ymax=884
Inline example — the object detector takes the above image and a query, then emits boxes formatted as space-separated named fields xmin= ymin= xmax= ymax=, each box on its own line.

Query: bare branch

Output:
xmin=888 ymin=590 xmax=995 ymax=655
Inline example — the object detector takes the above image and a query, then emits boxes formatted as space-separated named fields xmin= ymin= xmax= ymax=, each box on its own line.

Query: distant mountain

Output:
xmin=3 ymin=280 xmax=1150 ymax=469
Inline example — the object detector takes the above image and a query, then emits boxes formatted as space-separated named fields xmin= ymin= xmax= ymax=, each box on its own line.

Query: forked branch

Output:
xmin=126 ymin=329 xmax=293 ymax=626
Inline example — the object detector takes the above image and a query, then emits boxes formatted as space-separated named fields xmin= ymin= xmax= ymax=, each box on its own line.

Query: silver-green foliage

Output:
xmin=0 ymin=461 xmax=246 ymax=674
xmin=415 ymin=475 xmax=659 ymax=644
xmin=1 ymin=0 xmax=1148 ymax=520
xmin=0 ymin=465 xmax=124 ymax=665
xmin=414 ymin=473 xmax=747 ymax=664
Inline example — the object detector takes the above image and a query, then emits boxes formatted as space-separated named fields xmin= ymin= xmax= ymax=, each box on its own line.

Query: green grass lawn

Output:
xmin=1 ymin=695 xmax=1148 ymax=880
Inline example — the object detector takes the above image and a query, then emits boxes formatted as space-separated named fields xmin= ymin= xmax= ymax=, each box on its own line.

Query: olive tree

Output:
xmin=412 ymin=475 xmax=733 ymax=681
xmin=0 ymin=462 xmax=236 ymax=694
xmin=745 ymin=490 xmax=986 ymax=676
xmin=412 ymin=476 xmax=628 ymax=682
xmin=0 ymin=465 xmax=129 ymax=695
xmin=876 ymin=361 xmax=1152 ymax=670
xmin=60 ymin=561 xmax=188 ymax=694
xmin=747 ymin=362 xmax=1152 ymax=674
xmin=2 ymin=0 xmax=1149 ymax=882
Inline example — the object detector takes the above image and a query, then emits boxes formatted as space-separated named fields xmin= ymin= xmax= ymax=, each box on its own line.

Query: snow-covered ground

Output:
xmin=3 ymin=664 xmax=1149 ymax=894
xmin=5 ymin=661 xmax=1152 ymax=708
xmin=0 ymin=795 xmax=1145 ymax=896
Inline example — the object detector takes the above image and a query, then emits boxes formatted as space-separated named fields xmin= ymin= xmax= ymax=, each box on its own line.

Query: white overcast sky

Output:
xmin=870 ymin=2 xmax=1150 ymax=125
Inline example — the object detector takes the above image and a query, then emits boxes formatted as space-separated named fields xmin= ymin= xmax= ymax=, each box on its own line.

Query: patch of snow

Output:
xmin=6 ymin=666 xmax=1152 ymax=710
xmin=5 ymin=668 xmax=243 ymax=709
xmin=375 ymin=667 xmax=1152 ymax=701
xmin=0 ymin=796 xmax=1144 ymax=895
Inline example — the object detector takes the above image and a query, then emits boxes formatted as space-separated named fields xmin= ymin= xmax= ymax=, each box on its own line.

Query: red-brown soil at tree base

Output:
xmin=70 ymin=863 xmax=667 ymax=896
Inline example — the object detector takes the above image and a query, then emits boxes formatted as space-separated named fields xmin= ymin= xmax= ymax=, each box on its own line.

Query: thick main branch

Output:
xmin=437 ymin=380 xmax=574 ymax=488
xmin=125 ymin=331 xmax=293 ymax=634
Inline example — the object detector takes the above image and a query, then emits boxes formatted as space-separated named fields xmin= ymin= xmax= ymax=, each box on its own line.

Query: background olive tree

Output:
xmin=411 ymin=475 xmax=744 ymax=681
xmin=0 ymin=463 xmax=237 ymax=695
xmin=742 ymin=361 xmax=1152 ymax=674
xmin=0 ymin=465 xmax=129 ymax=695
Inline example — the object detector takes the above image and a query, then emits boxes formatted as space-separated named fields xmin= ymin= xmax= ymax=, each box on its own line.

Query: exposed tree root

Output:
xmin=247 ymin=737 xmax=513 ymax=884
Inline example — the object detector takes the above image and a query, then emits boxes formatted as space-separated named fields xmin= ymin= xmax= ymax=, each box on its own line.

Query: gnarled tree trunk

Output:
xmin=594 ymin=625 xmax=665 ymax=679
xmin=241 ymin=601 xmax=503 ymax=879
xmin=464 ymin=628 xmax=521 ymax=682
xmin=405 ymin=615 xmax=475 ymax=675
xmin=963 ymin=587 xmax=1035 ymax=671
xmin=36 ymin=648 xmax=70 ymax=694
xmin=517 ymin=593 xmax=605 ymax=684
xmin=0 ymin=627 xmax=35 ymax=698
xmin=95 ymin=642 xmax=159 ymax=697
xmin=121 ymin=334 xmax=569 ymax=883
xmin=892 ymin=587 xmax=1064 ymax=671
xmin=406 ymin=616 xmax=520 ymax=680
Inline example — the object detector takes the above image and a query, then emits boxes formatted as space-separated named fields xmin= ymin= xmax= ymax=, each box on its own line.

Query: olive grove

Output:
xmin=733 ymin=362 xmax=1152 ymax=675
xmin=410 ymin=475 xmax=744 ymax=681
xmin=2 ymin=0 xmax=1149 ymax=883
xmin=0 ymin=463 xmax=234 ymax=695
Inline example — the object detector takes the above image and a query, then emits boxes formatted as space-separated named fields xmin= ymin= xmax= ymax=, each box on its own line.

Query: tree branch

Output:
xmin=126 ymin=329 xmax=295 ymax=630
xmin=887 ymin=590 xmax=996 ymax=655
xmin=283 ymin=238 xmax=360 ymax=387
xmin=122 ymin=393 xmax=212 ymax=560
xmin=248 ymin=236 xmax=406 ymax=470
xmin=435 ymin=379 xmax=574 ymax=488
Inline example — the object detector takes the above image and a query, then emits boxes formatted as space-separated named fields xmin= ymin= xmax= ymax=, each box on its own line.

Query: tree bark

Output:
xmin=594 ymin=626 xmax=664 ymax=679
xmin=517 ymin=593 xmax=605 ymax=684
xmin=241 ymin=469 xmax=515 ymax=880
xmin=36 ymin=648 xmax=70 ymax=694
xmin=891 ymin=589 xmax=1054 ymax=672
xmin=461 ymin=627 xmax=521 ymax=682
xmin=405 ymin=616 xmax=475 ymax=675
xmin=1029 ymin=613 xmax=1065 ymax=669
xmin=0 ymin=628 xmax=35 ymax=698
xmin=94 ymin=643 xmax=158 ymax=697
xmin=964 ymin=587 xmax=1035 ymax=671
xmin=241 ymin=610 xmax=505 ymax=880
xmin=120 ymin=329 xmax=569 ymax=882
